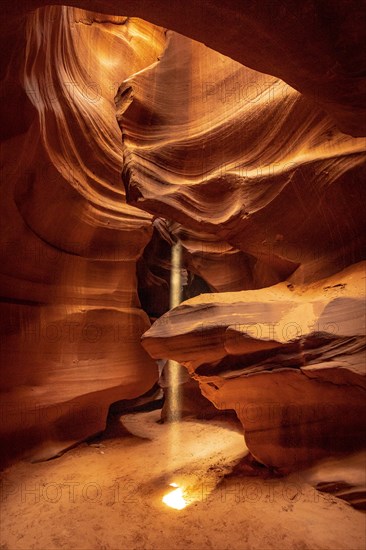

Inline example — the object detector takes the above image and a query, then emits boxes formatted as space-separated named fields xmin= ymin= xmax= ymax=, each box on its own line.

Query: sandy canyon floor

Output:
xmin=1 ymin=411 xmax=365 ymax=550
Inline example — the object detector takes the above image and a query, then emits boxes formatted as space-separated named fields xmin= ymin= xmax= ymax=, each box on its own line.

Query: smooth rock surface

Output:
xmin=142 ymin=262 xmax=366 ymax=470
xmin=1 ymin=2 xmax=365 ymax=470
xmin=0 ymin=8 xmax=166 ymax=464
xmin=116 ymin=31 xmax=366 ymax=287
xmin=7 ymin=0 xmax=366 ymax=135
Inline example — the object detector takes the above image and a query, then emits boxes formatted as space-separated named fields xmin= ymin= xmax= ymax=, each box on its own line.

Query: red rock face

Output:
xmin=142 ymin=263 xmax=366 ymax=470
xmin=1 ymin=2 xmax=365 ymax=467
xmin=0 ymin=8 xmax=166 ymax=464
xmin=117 ymin=30 xmax=366 ymax=287
xmin=7 ymin=0 xmax=366 ymax=136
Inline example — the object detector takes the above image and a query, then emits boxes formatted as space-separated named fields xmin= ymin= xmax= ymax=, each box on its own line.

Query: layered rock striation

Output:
xmin=143 ymin=263 xmax=366 ymax=470
xmin=117 ymin=31 xmax=366 ymax=289
xmin=8 ymin=0 xmax=366 ymax=136
xmin=1 ymin=1 xmax=365 ymax=467
xmin=0 ymin=7 xmax=166 ymax=463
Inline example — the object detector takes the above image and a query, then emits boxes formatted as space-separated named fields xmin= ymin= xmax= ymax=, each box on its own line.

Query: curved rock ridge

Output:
xmin=0 ymin=7 xmax=166 ymax=464
xmin=23 ymin=6 xmax=165 ymax=222
xmin=1 ymin=2 xmax=365 ymax=469
xmin=6 ymin=0 xmax=366 ymax=136
xmin=116 ymin=31 xmax=366 ymax=287
xmin=142 ymin=262 xmax=366 ymax=470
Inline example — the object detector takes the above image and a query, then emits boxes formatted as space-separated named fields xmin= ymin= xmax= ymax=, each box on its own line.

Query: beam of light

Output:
xmin=170 ymin=241 xmax=182 ymax=309
xmin=166 ymin=241 xmax=183 ymax=423
xmin=162 ymin=483 xmax=188 ymax=510
xmin=165 ymin=240 xmax=190 ymax=472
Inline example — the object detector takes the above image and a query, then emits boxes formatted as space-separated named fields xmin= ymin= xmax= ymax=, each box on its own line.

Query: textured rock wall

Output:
xmin=0 ymin=7 xmax=166 ymax=464
xmin=1 ymin=1 xmax=365 ymax=468
xmin=143 ymin=263 xmax=366 ymax=470
xmin=116 ymin=31 xmax=366 ymax=287
xmin=7 ymin=0 xmax=366 ymax=135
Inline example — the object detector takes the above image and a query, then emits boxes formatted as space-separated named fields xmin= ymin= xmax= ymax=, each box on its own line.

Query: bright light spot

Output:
xmin=162 ymin=484 xmax=187 ymax=510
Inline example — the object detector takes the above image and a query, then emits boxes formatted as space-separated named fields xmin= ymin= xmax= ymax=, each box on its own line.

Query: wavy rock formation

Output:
xmin=8 ymin=0 xmax=366 ymax=136
xmin=0 ymin=7 xmax=166 ymax=464
xmin=1 ymin=1 xmax=365 ymax=471
xmin=142 ymin=262 xmax=366 ymax=470
xmin=117 ymin=31 xmax=366 ymax=289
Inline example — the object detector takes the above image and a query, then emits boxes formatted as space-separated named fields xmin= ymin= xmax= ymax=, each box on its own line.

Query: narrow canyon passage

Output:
xmin=0 ymin=3 xmax=365 ymax=550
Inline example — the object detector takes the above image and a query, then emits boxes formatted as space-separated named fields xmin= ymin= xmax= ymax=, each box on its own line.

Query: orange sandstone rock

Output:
xmin=142 ymin=263 xmax=366 ymax=470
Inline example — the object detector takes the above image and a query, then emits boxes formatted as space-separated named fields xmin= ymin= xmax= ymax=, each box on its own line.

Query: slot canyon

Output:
xmin=0 ymin=1 xmax=365 ymax=549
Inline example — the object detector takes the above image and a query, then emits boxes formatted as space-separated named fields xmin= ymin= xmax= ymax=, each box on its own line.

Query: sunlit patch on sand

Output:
xmin=162 ymin=483 xmax=188 ymax=510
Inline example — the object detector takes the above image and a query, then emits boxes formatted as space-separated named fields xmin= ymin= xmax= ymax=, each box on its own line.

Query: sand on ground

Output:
xmin=1 ymin=410 xmax=365 ymax=550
